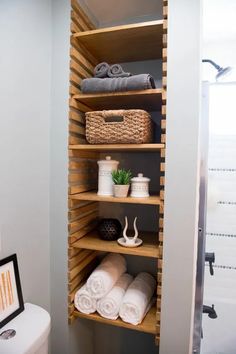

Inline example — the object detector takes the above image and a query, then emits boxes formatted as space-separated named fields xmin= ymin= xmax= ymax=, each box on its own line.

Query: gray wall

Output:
xmin=50 ymin=0 xmax=70 ymax=352
xmin=0 ymin=0 xmax=51 ymax=311
xmin=50 ymin=1 xmax=95 ymax=353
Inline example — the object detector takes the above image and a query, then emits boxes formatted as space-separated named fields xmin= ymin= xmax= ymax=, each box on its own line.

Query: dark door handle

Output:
xmin=205 ymin=252 xmax=215 ymax=275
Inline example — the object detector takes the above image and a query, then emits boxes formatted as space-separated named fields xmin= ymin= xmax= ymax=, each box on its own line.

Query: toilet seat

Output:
xmin=0 ymin=303 xmax=50 ymax=354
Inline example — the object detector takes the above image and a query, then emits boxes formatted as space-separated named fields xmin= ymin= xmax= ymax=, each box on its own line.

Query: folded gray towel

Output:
xmin=81 ymin=74 xmax=155 ymax=93
xmin=94 ymin=62 xmax=110 ymax=78
xmin=107 ymin=64 xmax=131 ymax=78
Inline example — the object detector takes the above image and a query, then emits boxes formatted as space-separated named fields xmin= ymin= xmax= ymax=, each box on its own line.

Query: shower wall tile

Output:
xmin=203 ymin=135 xmax=236 ymax=354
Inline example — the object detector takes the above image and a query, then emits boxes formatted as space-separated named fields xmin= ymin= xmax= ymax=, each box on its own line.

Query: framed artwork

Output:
xmin=0 ymin=254 xmax=24 ymax=328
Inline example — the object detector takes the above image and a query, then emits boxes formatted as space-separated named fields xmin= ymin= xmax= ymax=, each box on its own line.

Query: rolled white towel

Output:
xmin=97 ymin=273 xmax=133 ymax=320
xmin=119 ymin=272 xmax=156 ymax=325
xmin=86 ymin=253 xmax=127 ymax=299
xmin=74 ymin=284 xmax=97 ymax=314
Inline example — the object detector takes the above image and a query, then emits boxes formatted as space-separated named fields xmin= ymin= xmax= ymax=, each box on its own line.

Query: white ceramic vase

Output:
xmin=97 ymin=156 xmax=119 ymax=196
xmin=113 ymin=184 xmax=130 ymax=198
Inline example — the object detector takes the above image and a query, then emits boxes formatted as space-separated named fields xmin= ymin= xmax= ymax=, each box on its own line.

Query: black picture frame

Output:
xmin=0 ymin=254 xmax=24 ymax=329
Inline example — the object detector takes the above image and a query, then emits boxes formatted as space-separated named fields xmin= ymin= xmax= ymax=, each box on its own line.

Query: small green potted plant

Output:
xmin=112 ymin=169 xmax=132 ymax=198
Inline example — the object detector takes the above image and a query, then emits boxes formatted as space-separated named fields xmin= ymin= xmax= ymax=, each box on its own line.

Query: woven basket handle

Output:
xmin=102 ymin=110 xmax=126 ymax=124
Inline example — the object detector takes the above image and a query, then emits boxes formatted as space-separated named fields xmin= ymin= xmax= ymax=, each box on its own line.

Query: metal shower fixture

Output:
xmin=202 ymin=59 xmax=232 ymax=80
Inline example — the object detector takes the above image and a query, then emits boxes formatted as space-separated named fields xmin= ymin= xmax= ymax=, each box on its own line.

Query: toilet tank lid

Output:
xmin=0 ymin=303 xmax=51 ymax=354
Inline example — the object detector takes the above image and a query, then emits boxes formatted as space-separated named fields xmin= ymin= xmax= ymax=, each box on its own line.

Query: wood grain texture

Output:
xmin=68 ymin=255 xmax=98 ymax=291
xmin=69 ymin=144 xmax=164 ymax=152
xmin=68 ymin=0 xmax=168 ymax=342
xmin=73 ymin=20 xmax=163 ymax=63
xmin=73 ymin=231 xmax=160 ymax=258
xmin=73 ymin=89 xmax=162 ymax=111
xmin=73 ymin=304 xmax=157 ymax=334
xmin=71 ymin=0 xmax=96 ymax=30
xmin=70 ymin=47 xmax=94 ymax=75
xmin=69 ymin=221 xmax=98 ymax=244
xmin=69 ymin=191 xmax=161 ymax=205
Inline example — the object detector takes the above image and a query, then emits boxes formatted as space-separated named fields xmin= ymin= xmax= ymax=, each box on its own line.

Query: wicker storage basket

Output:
xmin=86 ymin=109 xmax=152 ymax=144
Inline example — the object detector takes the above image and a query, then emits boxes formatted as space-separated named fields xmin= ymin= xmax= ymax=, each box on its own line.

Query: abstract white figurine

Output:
xmin=117 ymin=216 xmax=143 ymax=248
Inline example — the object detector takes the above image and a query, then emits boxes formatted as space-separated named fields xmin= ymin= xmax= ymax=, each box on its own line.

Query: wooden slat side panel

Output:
xmin=69 ymin=122 xmax=86 ymax=136
xmin=69 ymin=97 xmax=91 ymax=113
xmin=71 ymin=10 xmax=89 ymax=33
xmin=68 ymin=254 xmax=98 ymax=290
xmin=68 ymin=96 xmax=91 ymax=145
xmin=68 ymin=0 xmax=98 ymax=325
xmin=70 ymin=71 xmax=82 ymax=89
xmin=70 ymin=47 xmax=94 ymax=75
xmin=71 ymin=36 xmax=98 ymax=67
xmin=71 ymin=20 xmax=81 ymax=34
xmin=71 ymin=0 xmax=96 ymax=30
xmin=68 ymin=202 xmax=98 ymax=220
xmin=69 ymin=109 xmax=85 ymax=125
xmin=70 ymin=84 xmax=81 ymax=96
xmin=69 ymin=220 xmax=98 ymax=244
xmin=69 ymin=149 xmax=98 ymax=159
xmin=69 ymin=135 xmax=87 ymax=145
xmin=156 ymin=0 xmax=168 ymax=344
xmin=70 ymin=58 xmax=91 ymax=80
xmin=68 ymin=210 xmax=99 ymax=234
xmin=68 ymin=257 xmax=98 ymax=304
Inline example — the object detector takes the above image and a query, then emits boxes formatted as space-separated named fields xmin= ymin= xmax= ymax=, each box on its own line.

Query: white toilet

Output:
xmin=0 ymin=303 xmax=51 ymax=354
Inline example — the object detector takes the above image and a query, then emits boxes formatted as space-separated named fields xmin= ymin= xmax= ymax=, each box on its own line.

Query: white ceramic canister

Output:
xmin=97 ymin=156 xmax=119 ymax=196
xmin=130 ymin=173 xmax=150 ymax=198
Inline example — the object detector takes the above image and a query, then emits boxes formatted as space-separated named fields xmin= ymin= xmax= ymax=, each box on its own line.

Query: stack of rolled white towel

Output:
xmin=74 ymin=253 xmax=156 ymax=325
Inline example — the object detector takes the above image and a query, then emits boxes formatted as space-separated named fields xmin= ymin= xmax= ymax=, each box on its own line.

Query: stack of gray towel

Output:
xmin=81 ymin=62 xmax=156 ymax=94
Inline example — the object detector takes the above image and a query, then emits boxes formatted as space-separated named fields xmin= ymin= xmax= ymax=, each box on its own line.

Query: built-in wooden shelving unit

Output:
xmin=69 ymin=143 xmax=165 ymax=152
xmin=74 ymin=304 xmax=157 ymax=334
xmin=69 ymin=191 xmax=161 ymax=205
xmin=73 ymin=89 xmax=162 ymax=111
xmin=73 ymin=231 xmax=160 ymax=258
xmin=73 ymin=20 xmax=163 ymax=63
xmin=68 ymin=0 xmax=168 ymax=346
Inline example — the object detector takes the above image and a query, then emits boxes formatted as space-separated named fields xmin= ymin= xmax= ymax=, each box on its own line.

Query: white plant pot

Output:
xmin=113 ymin=185 xmax=130 ymax=198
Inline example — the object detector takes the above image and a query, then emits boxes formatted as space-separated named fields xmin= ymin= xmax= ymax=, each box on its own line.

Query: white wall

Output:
xmin=0 ymin=0 xmax=51 ymax=311
xmin=160 ymin=1 xmax=202 ymax=353
xmin=202 ymin=40 xmax=236 ymax=82
xmin=201 ymin=39 xmax=236 ymax=354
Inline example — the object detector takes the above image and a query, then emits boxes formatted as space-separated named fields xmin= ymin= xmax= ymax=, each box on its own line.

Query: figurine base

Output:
xmin=117 ymin=237 xmax=143 ymax=248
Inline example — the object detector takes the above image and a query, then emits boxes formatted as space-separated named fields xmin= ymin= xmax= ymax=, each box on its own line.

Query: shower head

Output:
xmin=202 ymin=59 xmax=232 ymax=81
xmin=215 ymin=66 xmax=232 ymax=80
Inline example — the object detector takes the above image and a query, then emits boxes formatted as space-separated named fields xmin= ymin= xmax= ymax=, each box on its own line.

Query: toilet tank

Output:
xmin=0 ymin=303 xmax=51 ymax=354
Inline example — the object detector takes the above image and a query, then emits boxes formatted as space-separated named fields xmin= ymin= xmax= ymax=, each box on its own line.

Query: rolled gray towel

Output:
xmin=107 ymin=64 xmax=131 ymax=78
xmin=94 ymin=62 xmax=110 ymax=78
xmin=81 ymin=74 xmax=156 ymax=93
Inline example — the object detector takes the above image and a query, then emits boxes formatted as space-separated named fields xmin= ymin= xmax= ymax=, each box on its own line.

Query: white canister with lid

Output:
xmin=97 ymin=156 xmax=119 ymax=196
xmin=130 ymin=173 xmax=150 ymax=198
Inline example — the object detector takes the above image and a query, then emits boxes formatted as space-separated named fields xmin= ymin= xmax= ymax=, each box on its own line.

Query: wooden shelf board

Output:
xmin=69 ymin=143 xmax=165 ymax=152
xmin=69 ymin=191 xmax=161 ymax=205
xmin=73 ymin=89 xmax=162 ymax=111
xmin=73 ymin=231 xmax=159 ymax=258
xmin=73 ymin=304 xmax=156 ymax=334
xmin=73 ymin=20 xmax=163 ymax=63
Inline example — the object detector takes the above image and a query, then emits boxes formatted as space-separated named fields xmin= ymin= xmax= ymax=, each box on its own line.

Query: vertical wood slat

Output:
xmin=71 ymin=0 xmax=96 ymax=30
xmin=68 ymin=0 xmax=98 ymax=324
xmin=70 ymin=47 xmax=94 ymax=75
xmin=70 ymin=36 xmax=98 ymax=68
xmin=156 ymin=0 xmax=168 ymax=345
